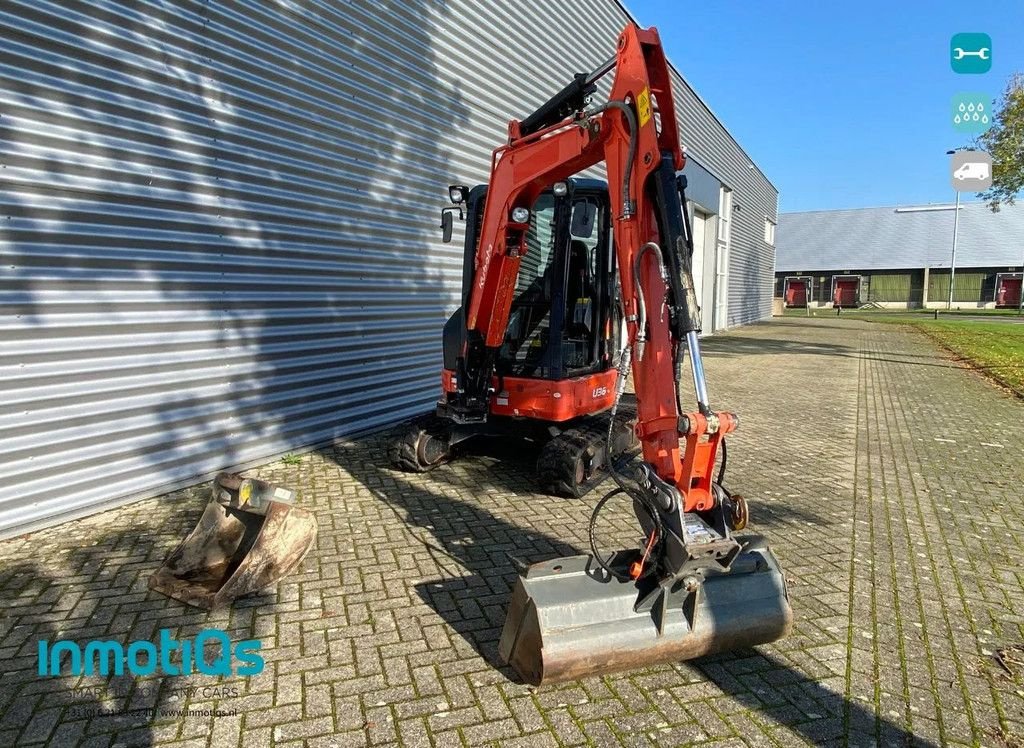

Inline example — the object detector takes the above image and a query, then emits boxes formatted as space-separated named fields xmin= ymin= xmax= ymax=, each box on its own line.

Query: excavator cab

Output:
xmin=392 ymin=179 xmax=637 ymax=496
xmin=487 ymin=182 xmax=613 ymax=381
xmin=441 ymin=180 xmax=614 ymax=378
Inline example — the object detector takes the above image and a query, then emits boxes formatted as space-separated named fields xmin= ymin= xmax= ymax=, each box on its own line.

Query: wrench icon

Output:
xmin=953 ymin=47 xmax=990 ymax=60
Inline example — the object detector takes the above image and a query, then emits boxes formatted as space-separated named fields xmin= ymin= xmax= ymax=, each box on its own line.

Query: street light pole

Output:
xmin=948 ymin=190 xmax=960 ymax=310
xmin=1019 ymin=244 xmax=1024 ymax=317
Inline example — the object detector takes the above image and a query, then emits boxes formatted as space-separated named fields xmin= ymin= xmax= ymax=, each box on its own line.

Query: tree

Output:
xmin=978 ymin=73 xmax=1024 ymax=211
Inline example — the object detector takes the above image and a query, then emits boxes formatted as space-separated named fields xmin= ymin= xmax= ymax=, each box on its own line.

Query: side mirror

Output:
xmin=439 ymin=206 xmax=464 ymax=243
xmin=441 ymin=211 xmax=454 ymax=243
xmin=570 ymin=200 xmax=597 ymax=239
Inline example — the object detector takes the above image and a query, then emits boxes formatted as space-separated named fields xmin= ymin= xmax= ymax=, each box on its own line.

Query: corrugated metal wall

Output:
xmin=0 ymin=0 xmax=777 ymax=536
xmin=928 ymin=270 xmax=992 ymax=303
xmin=865 ymin=272 xmax=916 ymax=303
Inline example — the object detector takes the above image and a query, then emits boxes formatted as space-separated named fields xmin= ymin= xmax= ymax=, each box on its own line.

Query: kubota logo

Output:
xmin=38 ymin=629 xmax=263 ymax=677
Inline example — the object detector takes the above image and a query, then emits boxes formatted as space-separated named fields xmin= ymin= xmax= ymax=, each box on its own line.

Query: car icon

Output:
xmin=953 ymin=162 xmax=990 ymax=181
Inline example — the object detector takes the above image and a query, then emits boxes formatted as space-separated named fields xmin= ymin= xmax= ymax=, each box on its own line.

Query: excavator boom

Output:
xmin=457 ymin=25 xmax=726 ymax=511
xmin=464 ymin=24 xmax=795 ymax=686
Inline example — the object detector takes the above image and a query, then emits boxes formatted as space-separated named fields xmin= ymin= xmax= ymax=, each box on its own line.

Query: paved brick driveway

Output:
xmin=1 ymin=318 xmax=1022 ymax=747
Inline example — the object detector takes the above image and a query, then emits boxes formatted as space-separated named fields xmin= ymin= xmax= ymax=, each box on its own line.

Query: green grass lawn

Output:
xmin=781 ymin=306 xmax=1024 ymax=318
xmin=778 ymin=307 xmax=1024 ymax=393
xmin=911 ymin=320 xmax=1024 ymax=395
xmin=858 ymin=317 xmax=1024 ymax=395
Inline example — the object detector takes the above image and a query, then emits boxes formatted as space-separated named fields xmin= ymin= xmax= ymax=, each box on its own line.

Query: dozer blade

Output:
xmin=149 ymin=475 xmax=317 ymax=609
xmin=498 ymin=539 xmax=792 ymax=686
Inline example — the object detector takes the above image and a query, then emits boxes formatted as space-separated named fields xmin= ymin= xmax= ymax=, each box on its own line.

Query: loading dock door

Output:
xmin=835 ymin=280 xmax=857 ymax=307
xmin=785 ymin=279 xmax=808 ymax=307
xmin=834 ymin=278 xmax=859 ymax=307
xmin=997 ymin=275 xmax=1022 ymax=308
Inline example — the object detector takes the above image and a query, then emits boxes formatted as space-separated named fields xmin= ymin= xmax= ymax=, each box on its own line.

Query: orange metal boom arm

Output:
xmin=461 ymin=24 xmax=735 ymax=512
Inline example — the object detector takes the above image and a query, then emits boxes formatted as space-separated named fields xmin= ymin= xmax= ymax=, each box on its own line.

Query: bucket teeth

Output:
xmin=498 ymin=539 xmax=792 ymax=686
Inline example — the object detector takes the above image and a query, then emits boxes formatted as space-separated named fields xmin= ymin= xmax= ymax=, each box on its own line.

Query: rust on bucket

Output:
xmin=499 ymin=541 xmax=792 ymax=687
xmin=149 ymin=475 xmax=317 ymax=609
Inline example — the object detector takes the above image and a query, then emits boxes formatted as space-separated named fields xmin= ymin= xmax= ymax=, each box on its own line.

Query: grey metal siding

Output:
xmin=0 ymin=0 xmax=776 ymax=536
xmin=776 ymin=202 xmax=1024 ymax=272
xmin=662 ymin=81 xmax=777 ymax=329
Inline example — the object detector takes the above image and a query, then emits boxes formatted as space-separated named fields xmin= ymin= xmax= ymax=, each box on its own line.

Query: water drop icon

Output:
xmin=968 ymin=103 xmax=976 ymax=112
xmin=959 ymin=103 xmax=967 ymax=112
xmin=954 ymin=115 xmax=961 ymax=124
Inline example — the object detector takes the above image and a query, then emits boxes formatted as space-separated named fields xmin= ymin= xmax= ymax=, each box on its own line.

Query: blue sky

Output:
xmin=627 ymin=0 xmax=1024 ymax=212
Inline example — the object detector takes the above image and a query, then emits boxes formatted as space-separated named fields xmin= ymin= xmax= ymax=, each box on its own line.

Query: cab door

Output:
xmin=563 ymin=189 xmax=612 ymax=376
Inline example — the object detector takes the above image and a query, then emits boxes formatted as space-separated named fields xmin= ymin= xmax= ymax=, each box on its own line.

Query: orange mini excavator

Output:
xmin=398 ymin=23 xmax=792 ymax=685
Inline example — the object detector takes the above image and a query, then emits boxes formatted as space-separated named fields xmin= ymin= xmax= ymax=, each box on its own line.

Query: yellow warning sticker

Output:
xmin=637 ymin=87 xmax=652 ymax=127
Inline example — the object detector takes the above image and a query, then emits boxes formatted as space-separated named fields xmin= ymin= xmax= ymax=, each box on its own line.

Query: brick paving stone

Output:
xmin=1 ymin=318 xmax=1023 ymax=746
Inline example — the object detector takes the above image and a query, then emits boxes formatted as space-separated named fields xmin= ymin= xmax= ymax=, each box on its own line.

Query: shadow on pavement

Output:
xmin=0 ymin=557 xmax=140 ymax=746
xmin=329 ymin=435 xmax=932 ymax=747
xmin=380 ymin=410 xmax=834 ymax=530
xmin=0 ymin=509 xmax=271 ymax=747
xmin=700 ymin=323 xmax=963 ymax=372
xmin=679 ymin=651 xmax=939 ymax=747
xmin=327 ymin=438 xmax=578 ymax=679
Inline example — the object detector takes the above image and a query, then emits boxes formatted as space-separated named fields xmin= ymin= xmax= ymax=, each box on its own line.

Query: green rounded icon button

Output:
xmin=951 ymin=33 xmax=992 ymax=74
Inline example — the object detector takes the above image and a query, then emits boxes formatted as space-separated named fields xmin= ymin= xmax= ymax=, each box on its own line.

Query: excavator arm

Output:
xmin=487 ymin=24 xmax=793 ymax=686
xmin=458 ymin=24 xmax=729 ymax=517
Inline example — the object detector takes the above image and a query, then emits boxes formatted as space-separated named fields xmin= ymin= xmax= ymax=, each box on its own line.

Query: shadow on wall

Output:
xmin=325 ymin=433 xmax=933 ymax=747
xmin=0 ymin=0 xmax=470 ymax=529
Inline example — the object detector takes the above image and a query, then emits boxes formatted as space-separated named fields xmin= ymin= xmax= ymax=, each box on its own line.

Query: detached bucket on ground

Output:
xmin=498 ymin=538 xmax=792 ymax=686
xmin=149 ymin=473 xmax=317 ymax=609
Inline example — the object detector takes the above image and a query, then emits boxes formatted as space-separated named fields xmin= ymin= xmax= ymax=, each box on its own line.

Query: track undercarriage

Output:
xmin=389 ymin=395 xmax=639 ymax=498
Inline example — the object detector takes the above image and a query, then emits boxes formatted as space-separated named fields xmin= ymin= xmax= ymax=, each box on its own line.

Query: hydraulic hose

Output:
xmin=631 ymin=242 xmax=667 ymax=361
xmin=604 ymin=345 xmax=634 ymax=499
xmin=589 ymin=344 xmax=664 ymax=582
xmin=717 ymin=438 xmax=728 ymax=486
xmin=590 ymin=239 xmax=674 ymax=581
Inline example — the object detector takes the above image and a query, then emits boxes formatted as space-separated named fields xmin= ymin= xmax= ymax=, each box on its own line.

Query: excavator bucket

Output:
xmin=149 ymin=474 xmax=317 ymax=609
xmin=498 ymin=538 xmax=792 ymax=686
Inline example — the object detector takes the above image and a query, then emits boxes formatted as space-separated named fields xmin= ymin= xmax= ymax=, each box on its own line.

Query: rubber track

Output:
xmin=388 ymin=414 xmax=452 ymax=473
xmin=536 ymin=401 xmax=638 ymax=498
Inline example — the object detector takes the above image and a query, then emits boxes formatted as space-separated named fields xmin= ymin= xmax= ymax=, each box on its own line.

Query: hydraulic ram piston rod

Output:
xmin=685 ymin=330 xmax=711 ymax=413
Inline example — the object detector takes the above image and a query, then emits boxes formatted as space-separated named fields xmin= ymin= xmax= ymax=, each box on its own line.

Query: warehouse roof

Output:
xmin=775 ymin=201 xmax=1024 ymax=272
